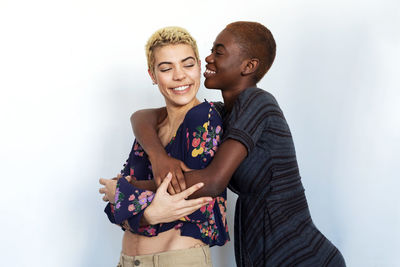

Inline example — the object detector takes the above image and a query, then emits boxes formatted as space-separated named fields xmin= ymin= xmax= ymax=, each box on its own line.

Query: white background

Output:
xmin=1 ymin=0 xmax=399 ymax=266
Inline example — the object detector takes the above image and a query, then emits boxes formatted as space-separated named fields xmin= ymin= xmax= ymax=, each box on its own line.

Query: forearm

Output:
xmin=183 ymin=166 xmax=229 ymax=198
xmin=183 ymin=139 xmax=247 ymax=198
xmin=121 ymin=180 xmax=162 ymax=229
xmin=117 ymin=180 xmax=157 ymax=228
xmin=131 ymin=108 xmax=167 ymax=160
xmin=130 ymin=180 xmax=157 ymax=192
xmin=181 ymin=169 xmax=222 ymax=198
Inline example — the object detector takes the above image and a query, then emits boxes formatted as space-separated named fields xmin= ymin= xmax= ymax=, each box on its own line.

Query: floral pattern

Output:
xmin=104 ymin=101 xmax=229 ymax=247
xmin=114 ymin=182 xmax=125 ymax=211
xmin=133 ymin=141 xmax=145 ymax=157
xmin=216 ymin=197 xmax=229 ymax=233
xmin=126 ymin=190 xmax=154 ymax=215
xmin=191 ymin=121 xmax=222 ymax=160
xmin=197 ymin=200 xmax=219 ymax=240
xmin=137 ymin=224 xmax=158 ymax=236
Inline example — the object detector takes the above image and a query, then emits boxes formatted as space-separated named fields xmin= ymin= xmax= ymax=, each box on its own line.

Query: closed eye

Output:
xmin=160 ymin=68 xmax=172 ymax=72
xmin=211 ymin=47 xmax=223 ymax=55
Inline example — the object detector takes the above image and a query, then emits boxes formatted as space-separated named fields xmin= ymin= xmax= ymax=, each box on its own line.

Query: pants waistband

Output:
xmin=119 ymin=245 xmax=211 ymax=267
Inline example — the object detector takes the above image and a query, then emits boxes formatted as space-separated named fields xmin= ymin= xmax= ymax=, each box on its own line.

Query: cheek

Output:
xmin=156 ymin=78 xmax=170 ymax=94
xmin=188 ymin=68 xmax=201 ymax=83
xmin=155 ymin=73 xmax=169 ymax=87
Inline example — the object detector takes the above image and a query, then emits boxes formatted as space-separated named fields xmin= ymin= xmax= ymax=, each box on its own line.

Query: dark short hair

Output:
xmin=225 ymin=21 xmax=276 ymax=83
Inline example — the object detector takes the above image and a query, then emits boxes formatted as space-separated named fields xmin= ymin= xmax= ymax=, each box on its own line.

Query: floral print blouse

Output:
xmin=104 ymin=101 xmax=229 ymax=247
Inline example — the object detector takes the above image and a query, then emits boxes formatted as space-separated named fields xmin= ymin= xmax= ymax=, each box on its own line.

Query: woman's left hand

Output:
xmin=143 ymin=173 xmax=212 ymax=224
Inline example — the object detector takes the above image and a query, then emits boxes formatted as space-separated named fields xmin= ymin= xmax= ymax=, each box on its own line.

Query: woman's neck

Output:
xmin=222 ymin=83 xmax=256 ymax=112
xmin=159 ymin=98 xmax=200 ymax=145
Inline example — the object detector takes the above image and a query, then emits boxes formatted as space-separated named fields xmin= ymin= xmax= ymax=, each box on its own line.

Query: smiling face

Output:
xmin=150 ymin=44 xmax=201 ymax=107
xmin=204 ymin=29 xmax=246 ymax=91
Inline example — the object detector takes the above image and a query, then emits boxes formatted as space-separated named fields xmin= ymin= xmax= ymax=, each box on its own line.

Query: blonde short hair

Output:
xmin=145 ymin=26 xmax=199 ymax=75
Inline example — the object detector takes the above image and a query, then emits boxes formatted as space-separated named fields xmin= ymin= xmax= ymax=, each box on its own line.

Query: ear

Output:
xmin=241 ymin=58 xmax=259 ymax=76
xmin=148 ymin=69 xmax=157 ymax=84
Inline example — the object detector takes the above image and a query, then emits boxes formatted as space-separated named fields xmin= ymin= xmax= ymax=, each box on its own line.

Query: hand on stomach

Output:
xmin=122 ymin=228 xmax=205 ymax=256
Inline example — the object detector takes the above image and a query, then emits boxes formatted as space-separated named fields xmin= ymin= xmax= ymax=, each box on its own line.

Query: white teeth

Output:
xmin=173 ymin=85 xmax=189 ymax=91
xmin=205 ymin=69 xmax=216 ymax=74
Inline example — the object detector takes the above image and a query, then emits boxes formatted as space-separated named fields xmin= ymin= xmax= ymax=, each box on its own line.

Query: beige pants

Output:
xmin=117 ymin=246 xmax=212 ymax=267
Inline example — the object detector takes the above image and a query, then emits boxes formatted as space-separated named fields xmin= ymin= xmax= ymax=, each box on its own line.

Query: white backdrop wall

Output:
xmin=1 ymin=0 xmax=399 ymax=266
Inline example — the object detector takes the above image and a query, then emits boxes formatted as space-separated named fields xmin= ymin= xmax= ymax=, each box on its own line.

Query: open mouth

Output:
xmin=203 ymin=68 xmax=216 ymax=78
xmin=171 ymin=84 xmax=191 ymax=94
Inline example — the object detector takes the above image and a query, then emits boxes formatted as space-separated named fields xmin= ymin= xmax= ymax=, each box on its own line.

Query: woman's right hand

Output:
xmin=143 ymin=173 xmax=212 ymax=225
xmin=150 ymin=154 xmax=192 ymax=195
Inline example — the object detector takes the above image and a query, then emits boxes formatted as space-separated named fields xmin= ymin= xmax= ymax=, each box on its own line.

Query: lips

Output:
xmin=170 ymin=84 xmax=191 ymax=94
xmin=203 ymin=67 xmax=216 ymax=78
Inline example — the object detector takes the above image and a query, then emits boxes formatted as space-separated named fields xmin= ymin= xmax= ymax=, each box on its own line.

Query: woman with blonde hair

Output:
xmin=99 ymin=26 xmax=229 ymax=266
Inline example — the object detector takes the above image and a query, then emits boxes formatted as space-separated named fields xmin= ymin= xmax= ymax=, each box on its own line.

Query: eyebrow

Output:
xmin=213 ymin=44 xmax=225 ymax=49
xmin=157 ymin=56 xmax=196 ymax=67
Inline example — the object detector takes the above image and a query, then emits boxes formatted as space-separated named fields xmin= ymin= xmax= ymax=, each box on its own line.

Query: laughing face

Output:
xmin=150 ymin=44 xmax=201 ymax=107
xmin=204 ymin=29 xmax=246 ymax=91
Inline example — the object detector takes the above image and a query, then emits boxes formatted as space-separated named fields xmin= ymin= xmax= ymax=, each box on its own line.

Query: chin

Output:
xmin=204 ymin=80 xmax=220 ymax=90
xmin=169 ymin=97 xmax=197 ymax=107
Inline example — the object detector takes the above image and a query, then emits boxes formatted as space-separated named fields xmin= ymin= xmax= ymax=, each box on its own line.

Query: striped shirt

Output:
xmin=217 ymin=87 xmax=346 ymax=267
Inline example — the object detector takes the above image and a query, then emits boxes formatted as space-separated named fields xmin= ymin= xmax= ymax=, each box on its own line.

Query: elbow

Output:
xmin=208 ymin=186 xmax=226 ymax=198
xmin=130 ymin=110 xmax=143 ymax=126
xmin=203 ymin=173 xmax=229 ymax=198
xmin=130 ymin=111 xmax=137 ymax=130
xmin=186 ymin=164 xmax=231 ymax=198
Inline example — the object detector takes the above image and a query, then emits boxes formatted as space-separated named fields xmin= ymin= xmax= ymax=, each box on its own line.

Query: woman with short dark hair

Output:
xmin=132 ymin=21 xmax=346 ymax=266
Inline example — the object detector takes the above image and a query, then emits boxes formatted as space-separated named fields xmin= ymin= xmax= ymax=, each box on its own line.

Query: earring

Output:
xmin=152 ymin=82 xmax=156 ymax=85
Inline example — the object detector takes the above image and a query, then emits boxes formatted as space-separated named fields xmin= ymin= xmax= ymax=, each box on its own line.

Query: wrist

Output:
xmin=148 ymin=149 xmax=169 ymax=164
xmin=143 ymin=206 xmax=156 ymax=225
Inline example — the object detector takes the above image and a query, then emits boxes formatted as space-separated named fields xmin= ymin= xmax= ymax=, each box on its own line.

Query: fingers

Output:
xmin=175 ymin=197 xmax=213 ymax=218
xmin=99 ymin=185 xmax=108 ymax=201
xmin=125 ymin=176 xmax=132 ymax=183
xmin=155 ymin=176 xmax=162 ymax=187
xmin=156 ymin=172 xmax=172 ymax=193
xmin=168 ymin=184 xmax=176 ymax=195
xmin=176 ymin=169 xmax=186 ymax=191
xmin=177 ymin=182 xmax=208 ymax=200
xmin=180 ymin=161 xmax=193 ymax=172
xmin=112 ymin=174 xmax=122 ymax=181
xmin=177 ymin=203 xmax=210 ymax=218
xmin=99 ymin=178 xmax=106 ymax=185
xmin=183 ymin=197 xmax=213 ymax=207
xmin=170 ymin=175 xmax=182 ymax=193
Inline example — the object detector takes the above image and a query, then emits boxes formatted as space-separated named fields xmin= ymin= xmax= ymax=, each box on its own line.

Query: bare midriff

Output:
xmin=122 ymin=228 xmax=205 ymax=256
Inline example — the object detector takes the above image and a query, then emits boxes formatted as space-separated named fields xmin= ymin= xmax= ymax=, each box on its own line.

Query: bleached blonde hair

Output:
xmin=145 ymin=26 xmax=200 ymax=75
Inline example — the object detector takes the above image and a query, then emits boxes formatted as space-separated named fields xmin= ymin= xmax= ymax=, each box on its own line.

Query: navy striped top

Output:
xmin=217 ymin=87 xmax=346 ymax=266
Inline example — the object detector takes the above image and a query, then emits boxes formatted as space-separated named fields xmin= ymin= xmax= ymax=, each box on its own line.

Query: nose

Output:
xmin=173 ymin=66 xmax=185 ymax=81
xmin=205 ymin=53 xmax=214 ymax=63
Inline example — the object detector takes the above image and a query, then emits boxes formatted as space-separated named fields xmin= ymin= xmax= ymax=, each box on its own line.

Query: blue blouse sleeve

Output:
xmin=179 ymin=102 xmax=224 ymax=224
xmin=104 ymin=179 xmax=158 ymax=235
xmin=104 ymin=141 xmax=158 ymax=235
xmin=113 ymin=178 xmax=158 ymax=234
xmin=184 ymin=103 xmax=223 ymax=169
